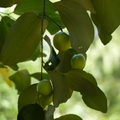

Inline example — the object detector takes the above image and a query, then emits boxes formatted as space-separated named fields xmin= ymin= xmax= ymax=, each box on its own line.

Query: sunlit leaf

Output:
xmin=17 ymin=103 xmax=45 ymax=120
xmin=48 ymin=70 xmax=73 ymax=107
xmin=91 ymin=0 xmax=120 ymax=44
xmin=0 ymin=66 xmax=13 ymax=87
xmin=0 ymin=0 xmax=25 ymax=7
xmin=18 ymin=84 xmax=39 ymax=111
xmin=54 ymin=1 xmax=94 ymax=52
xmin=65 ymin=70 xmax=97 ymax=96
xmin=82 ymin=87 xmax=108 ymax=113
xmin=2 ymin=12 xmax=48 ymax=65
xmin=55 ymin=114 xmax=82 ymax=120
xmin=9 ymin=69 xmax=31 ymax=93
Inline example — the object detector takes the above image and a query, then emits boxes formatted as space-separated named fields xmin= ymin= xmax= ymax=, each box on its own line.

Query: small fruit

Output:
xmin=53 ymin=32 xmax=71 ymax=51
xmin=37 ymin=79 xmax=52 ymax=96
xmin=71 ymin=54 xmax=86 ymax=70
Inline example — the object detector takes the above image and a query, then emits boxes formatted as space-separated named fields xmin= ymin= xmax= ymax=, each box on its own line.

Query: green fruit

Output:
xmin=37 ymin=79 xmax=52 ymax=96
xmin=71 ymin=54 xmax=86 ymax=70
xmin=53 ymin=32 xmax=71 ymax=51
xmin=40 ymin=93 xmax=53 ymax=108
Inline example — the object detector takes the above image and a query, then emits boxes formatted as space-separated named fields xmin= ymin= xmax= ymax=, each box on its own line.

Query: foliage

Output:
xmin=0 ymin=0 xmax=120 ymax=120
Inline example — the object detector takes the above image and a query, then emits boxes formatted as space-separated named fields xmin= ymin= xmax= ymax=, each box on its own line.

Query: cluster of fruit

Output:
xmin=53 ymin=31 xmax=86 ymax=70
xmin=36 ymin=32 xmax=86 ymax=107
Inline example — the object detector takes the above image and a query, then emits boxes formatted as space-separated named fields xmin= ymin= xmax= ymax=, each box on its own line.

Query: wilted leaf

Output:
xmin=55 ymin=114 xmax=82 ymax=120
xmin=17 ymin=103 xmax=45 ymax=120
xmin=0 ymin=0 xmax=25 ymax=7
xmin=0 ymin=66 xmax=13 ymax=87
xmin=18 ymin=84 xmax=39 ymax=111
xmin=2 ymin=12 xmax=48 ymax=65
xmin=54 ymin=1 xmax=94 ymax=52
xmin=44 ymin=35 xmax=60 ymax=71
xmin=65 ymin=70 xmax=97 ymax=96
xmin=48 ymin=70 xmax=73 ymax=107
xmin=82 ymin=87 xmax=108 ymax=113
xmin=9 ymin=69 xmax=31 ymax=93
xmin=91 ymin=0 xmax=120 ymax=44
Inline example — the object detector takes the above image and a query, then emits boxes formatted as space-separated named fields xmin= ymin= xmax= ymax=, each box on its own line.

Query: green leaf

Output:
xmin=53 ymin=1 xmax=94 ymax=52
xmin=65 ymin=70 xmax=97 ymax=96
xmin=55 ymin=114 xmax=82 ymax=120
xmin=57 ymin=48 xmax=77 ymax=73
xmin=14 ymin=0 xmax=64 ymax=34
xmin=18 ymin=84 xmax=39 ymax=111
xmin=91 ymin=0 xmax=120 ymax=44
xmin=9 ymin=69 xmax=31 ymax=93
xmin=30 ymin=72 xmax=50 ymax=81
xmin=0 ymin=16 xmax=14 ymax=43
xmin=82 ymin=87 xmax=108 ymax=113
xmin=0 ymin=0 xmax=25 ymax=7
xmin=17 ymin=103 xmax=45 ymax=120
xmin=61 ymin=0 xmax=96 ymax=13
xmin=48 ymin=70 xmax=73 ymax=107
xmin=1 ymin=12 xmax=48 ymax=65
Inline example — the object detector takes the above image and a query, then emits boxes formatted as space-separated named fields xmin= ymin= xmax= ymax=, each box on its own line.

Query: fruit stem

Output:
xmin=45 ymin=14 xmax=63 ymax=32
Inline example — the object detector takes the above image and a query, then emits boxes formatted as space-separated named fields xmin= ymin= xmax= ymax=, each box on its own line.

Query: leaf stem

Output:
xmin=45 ymin=14 xmax=63 ymax=32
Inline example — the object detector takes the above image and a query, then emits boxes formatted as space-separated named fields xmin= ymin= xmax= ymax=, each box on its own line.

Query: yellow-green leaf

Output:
xmin=0 ymin=66 xmax=13 ymax=87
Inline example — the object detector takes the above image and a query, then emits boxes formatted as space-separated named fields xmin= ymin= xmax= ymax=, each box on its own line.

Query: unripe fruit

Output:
xmin=37 ymin=79 xmax=52 ymax=96
xmin=71 ymin=54 xmax=86 ymax=70
xmin=53 ymin=32 xmax=71 ymax=51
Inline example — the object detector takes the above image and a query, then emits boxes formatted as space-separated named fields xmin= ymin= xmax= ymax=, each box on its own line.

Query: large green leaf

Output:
xmin=65 ymin=70 xmax=97 ymax=96
xmin=82 ymin=87 xmax=108 ymax=113
xmin=17 ymin=103 xmax=45 ymax=120
xmin=18 ymin=84 xmax=39 ymax=111
xmin=55 ymin=114 xmax=82 ymax=120
xmin=53 ymin=1 xmax=94 ymax=52
xmin=14 ymin=0 xmax=64 ymax=34
xmin=91 ymin=0 xmax=120 ymax=44
xmin=0 ymin=0 xmax=25 ymax=7
xmin=9 ymin=69 xmax=31 ymax=93
xmin=48 ymin=70 xmax=73 ymax=107
xmin=1 ymin=12 xmax=48 ymax=65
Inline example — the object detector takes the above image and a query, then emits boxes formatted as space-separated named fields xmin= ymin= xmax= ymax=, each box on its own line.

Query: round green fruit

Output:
xmin=37 ymin=79 xmax=52 ymax=96
xmin=71 ymin=54 xmax=86 ymax=70
xmin=53 ymin=32 xmax=71 ymax=51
